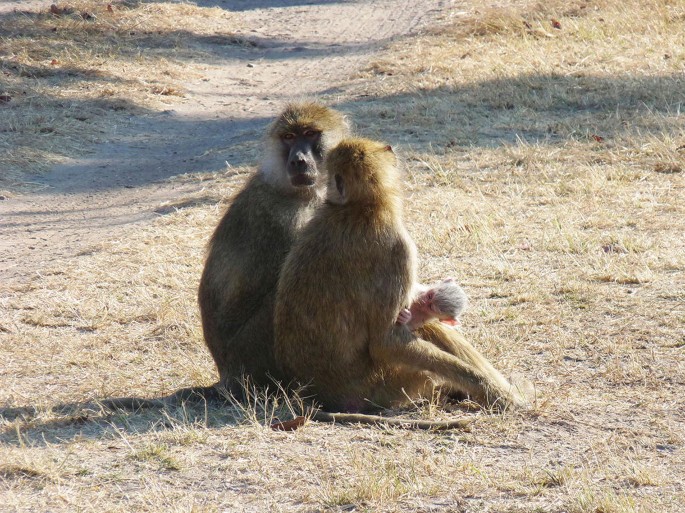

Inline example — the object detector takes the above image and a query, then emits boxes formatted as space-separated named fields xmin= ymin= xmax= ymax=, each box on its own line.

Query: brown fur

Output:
xmin=198 ymin=102 xmax=350 ymax=395
xmin=96 ymin=103 xmax=349 ymax=411
xmin=275 ymin=138 xmax=526 ymax=413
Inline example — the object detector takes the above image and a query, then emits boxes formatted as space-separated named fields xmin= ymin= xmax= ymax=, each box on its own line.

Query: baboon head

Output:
xmin=324 ymin=137 xmax=399 ymax=206
xmin=264 ymin=102 xmax=350 ymax=195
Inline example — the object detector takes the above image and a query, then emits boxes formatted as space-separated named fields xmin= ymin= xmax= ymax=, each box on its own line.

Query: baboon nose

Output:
xmin=290 ymin=158 xmax=309 ymax=173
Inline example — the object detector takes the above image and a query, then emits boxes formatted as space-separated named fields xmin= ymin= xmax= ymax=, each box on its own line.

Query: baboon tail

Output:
xmin=311 ymin=411 xmax=472 ymax=431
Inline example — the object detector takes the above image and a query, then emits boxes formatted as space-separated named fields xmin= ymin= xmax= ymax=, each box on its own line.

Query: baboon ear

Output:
xmin=384 ymin=145 xmax=393 ymax=153
xmin=335 ymin=174 xmax=345 ymax=200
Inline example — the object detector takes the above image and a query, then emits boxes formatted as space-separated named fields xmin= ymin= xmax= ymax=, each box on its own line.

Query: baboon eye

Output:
xmin=304 ymin=129 xmax=319 ymax=137
xmin=282 ymin=133 xmax=295 ymax=140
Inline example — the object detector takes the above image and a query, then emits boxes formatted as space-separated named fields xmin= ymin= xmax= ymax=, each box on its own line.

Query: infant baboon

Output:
xmin=198 ymin=102 xmax=351 ymax=397
xmin=397 ymin=278 xmax=468 ymax=330
xmin=275 ymin=138 xmax=525 ymax=414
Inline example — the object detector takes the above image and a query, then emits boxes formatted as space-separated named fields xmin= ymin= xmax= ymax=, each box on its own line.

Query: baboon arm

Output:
xmin=202 ymin=178 xmax=291 ymax=322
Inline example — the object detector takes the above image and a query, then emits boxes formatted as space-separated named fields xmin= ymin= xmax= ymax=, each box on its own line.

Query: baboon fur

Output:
xmin=198 ymin=102 xmax=350 ymax=395
xmin=275 ymin=137 xmax=525 ymax=412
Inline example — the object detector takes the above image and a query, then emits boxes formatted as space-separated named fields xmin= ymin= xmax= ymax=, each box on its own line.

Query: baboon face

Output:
xmin=280 ymin=126 xmax=324 ymax=187
xmin=421 ymin=289 xmax=453 ymax=320
xmin=269 ymin=103 xmax=348 ymax=190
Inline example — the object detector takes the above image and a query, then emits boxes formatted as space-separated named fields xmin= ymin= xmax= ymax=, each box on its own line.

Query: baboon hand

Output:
xmin=396 ymin=308 xmax=412 ymax=325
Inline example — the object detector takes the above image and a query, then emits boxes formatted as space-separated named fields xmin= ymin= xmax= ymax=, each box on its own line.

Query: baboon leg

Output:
xmin=373 ymin=326 xmax=524 ymax=410
xmin=366 ymin=368 xmax=437 ymax=409
xmin=417 ymin=321 xmax=524 ymax=406
xmin=213 ymin=295 xmax=282 ymax=395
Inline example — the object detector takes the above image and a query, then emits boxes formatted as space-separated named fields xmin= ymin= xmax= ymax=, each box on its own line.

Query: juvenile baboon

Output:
xmin=198 ymin=102 xmax=351 ymax=396
xmin=397 ymin=278 xmax=468 ymax=330
xmin=275 ymin=138 xmax=525 ymax=414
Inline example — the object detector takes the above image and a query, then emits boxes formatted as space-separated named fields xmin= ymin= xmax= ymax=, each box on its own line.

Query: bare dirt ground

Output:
xmin=0 ymin=0 xmax=444 ymax=283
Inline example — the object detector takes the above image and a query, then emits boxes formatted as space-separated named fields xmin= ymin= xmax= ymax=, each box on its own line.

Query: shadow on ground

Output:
xmin=4 ymin=0 xmax=682 ymax=194
xmin=0 ymin=2 xmax=408 ymax=193
xmin=5 ymin=69 xmax=682 ymax=195
xmin=191 ymin=0 xmax=354 ymax=11
xmin=0 ymin=4 xmax=392 ymax=66
xmin=0 ymin=395 xmax=255 ymax=447
xmin=340 ymin=72 xmax=685 ymax=150
xmin=46 ymin=70 xmax=684 ymax=193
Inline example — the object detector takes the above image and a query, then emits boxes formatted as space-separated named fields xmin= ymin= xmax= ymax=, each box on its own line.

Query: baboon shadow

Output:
xmin=0 ymin=394 xmax=264 ymax=448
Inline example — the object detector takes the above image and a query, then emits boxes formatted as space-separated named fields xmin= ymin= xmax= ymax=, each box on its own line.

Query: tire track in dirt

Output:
xmin=0 ymin=0 xmax=450 ymax=284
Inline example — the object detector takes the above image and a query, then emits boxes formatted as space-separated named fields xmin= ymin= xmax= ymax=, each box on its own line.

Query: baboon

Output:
xmin=275 ymin=137 xmax=525 ymax=414
xmin=99 ymin=103 xmax=351 ymax=412
xmin=397 ymin=278 xmax=468 ymax=330
xmin=197 ymin=102 xmax=351 ymax=397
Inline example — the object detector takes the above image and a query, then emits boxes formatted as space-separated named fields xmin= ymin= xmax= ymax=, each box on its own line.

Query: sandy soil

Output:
xmin=0 ymin=0 xmax=448 ymax=284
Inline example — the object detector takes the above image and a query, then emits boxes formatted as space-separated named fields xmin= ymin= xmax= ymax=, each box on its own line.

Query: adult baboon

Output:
xmin=198 ymin=102 xmax=351 ymax=397
xmin=95 ymin=103 xmax=349 ymax=412
xmin=275 ymin=138 xmax=525 ymax=413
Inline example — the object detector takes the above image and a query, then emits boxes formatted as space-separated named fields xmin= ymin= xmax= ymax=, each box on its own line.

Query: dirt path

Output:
xmin=0 ymin=0 xmax=448 ymax=284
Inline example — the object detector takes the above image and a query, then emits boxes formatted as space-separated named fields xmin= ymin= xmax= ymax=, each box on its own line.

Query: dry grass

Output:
xmin=0 ymin=0 xmax=236 ymax=187
xmin=2 ymin=0 xmax=685 ymax=512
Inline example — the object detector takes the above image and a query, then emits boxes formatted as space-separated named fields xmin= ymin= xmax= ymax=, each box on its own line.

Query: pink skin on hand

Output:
xmin=396 ymin=308 xmax=412 ymax=325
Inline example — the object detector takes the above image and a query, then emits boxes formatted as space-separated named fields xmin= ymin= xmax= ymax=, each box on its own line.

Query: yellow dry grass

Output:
xmin=2 ymin=1 xmax=685 ymax=512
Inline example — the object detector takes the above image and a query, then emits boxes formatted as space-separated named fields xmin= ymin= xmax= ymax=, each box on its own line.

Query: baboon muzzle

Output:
xmin=288 ymin=147 xmax=317 ymax=186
